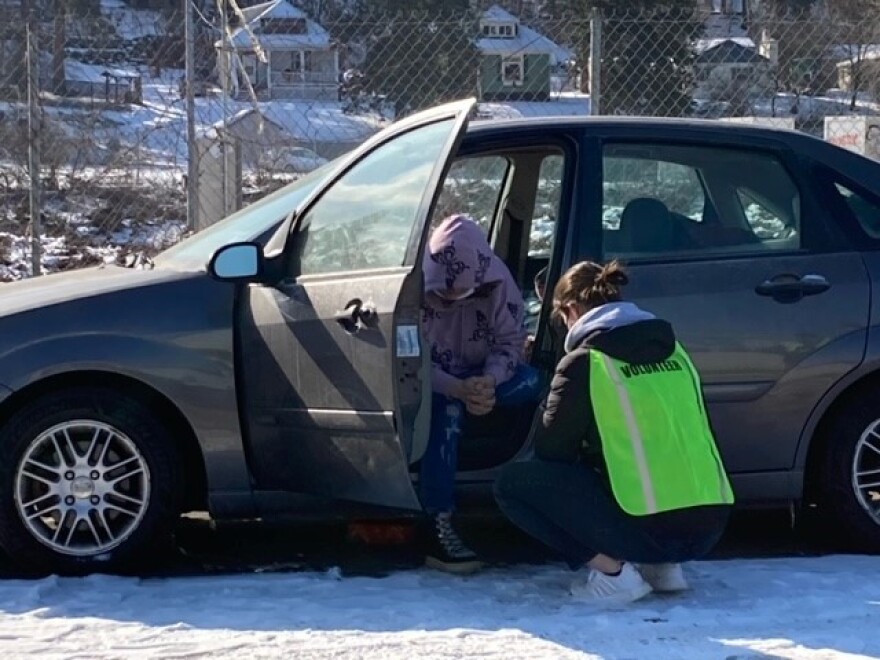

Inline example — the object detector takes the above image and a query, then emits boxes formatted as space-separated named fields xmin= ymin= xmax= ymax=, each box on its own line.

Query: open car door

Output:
xmin=237 ymin=99 xmax=475 ymax=511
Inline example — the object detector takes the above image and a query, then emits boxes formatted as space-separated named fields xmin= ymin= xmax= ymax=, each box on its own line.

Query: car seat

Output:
xmin=618 ymin=197 xmax=676 ymax=253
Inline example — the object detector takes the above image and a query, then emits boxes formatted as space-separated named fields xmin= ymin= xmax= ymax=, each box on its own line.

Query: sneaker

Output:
xmin=424 ymin=512 xmax=484 ymax=575
xmin=569 ymin=563 xmax=653 ymax=606
xmin=636 ymin=563 xmax=690 ymax=593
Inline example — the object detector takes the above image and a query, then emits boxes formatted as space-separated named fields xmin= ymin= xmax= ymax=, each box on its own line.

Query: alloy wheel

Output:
xmin=852 ymin=419 xmax=880 ymax=526
xmin=13 ymin=420 xmax=151 ymax=557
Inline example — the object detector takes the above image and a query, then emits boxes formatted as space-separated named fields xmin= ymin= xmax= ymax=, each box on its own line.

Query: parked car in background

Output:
xmin=1 ymin=99 xmax=880 ymax=574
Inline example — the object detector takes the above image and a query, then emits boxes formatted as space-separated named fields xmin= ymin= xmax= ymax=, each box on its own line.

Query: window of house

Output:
xmin=602 ymin=144 xmax=802 ymax=259
xmin=501 ymin=55 xmax=525 ymax=86
xmin=292 ymin=120 xmax=455 ymax=276
xmin=262 ymin=18 xmax=307 ymax=34
xmin=283 ymin=51 xmax=310 ymax=72
xmin=242 ymin=54 xmax=257 ymax=79
xmin=481 ymin=22 xmax=518 ymax=38
xmin=432 ymin=156 xmax=511 ymax=236
xmin=835 ymin=181 xmax=880 ymax=238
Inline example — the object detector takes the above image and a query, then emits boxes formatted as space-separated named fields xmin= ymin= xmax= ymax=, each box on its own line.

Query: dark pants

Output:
xmin=420 ymin=364 xmax=543 ymax=514
xmin=494 ymin=459 xmax=730 ymax=569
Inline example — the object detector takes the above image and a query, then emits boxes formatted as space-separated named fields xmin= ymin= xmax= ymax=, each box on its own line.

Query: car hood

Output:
xmin=0 ymin=264 xmax=196 ymax=318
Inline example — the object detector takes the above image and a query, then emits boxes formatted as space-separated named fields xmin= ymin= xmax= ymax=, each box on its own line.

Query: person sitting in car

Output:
xmin=494 ymin=260 xmax=734 ymax=605
xmin=420 ymin=214 xmax=543 ymax=574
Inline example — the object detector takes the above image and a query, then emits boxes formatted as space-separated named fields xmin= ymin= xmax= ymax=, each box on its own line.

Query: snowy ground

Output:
xmin=0 ymin=556 xmax=877 ymax=659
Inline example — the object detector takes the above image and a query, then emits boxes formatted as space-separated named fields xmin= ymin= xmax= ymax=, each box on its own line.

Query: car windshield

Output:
xmin=154 ymin=156 xmax=340 ymax=270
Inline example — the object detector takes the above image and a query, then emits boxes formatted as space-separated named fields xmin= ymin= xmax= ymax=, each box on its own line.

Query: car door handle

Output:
xmin=335 ymin=298 xmax=378 ymax=333
xmin=755 ymin=273 xmax=830 ymax=303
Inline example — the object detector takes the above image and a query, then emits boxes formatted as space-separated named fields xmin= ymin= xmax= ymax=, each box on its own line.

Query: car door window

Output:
xmin=292 ymin=119 xmax=455 ymax=276
xmin=602 ymin=144 xmax=801 ymax=259
xmin=603 ymin=155 xmax=705 ymax=230
xmin=834 ymin=182 xmax=880 ymax=239
xmin=736 ymin=188 xmax=799 ymax=241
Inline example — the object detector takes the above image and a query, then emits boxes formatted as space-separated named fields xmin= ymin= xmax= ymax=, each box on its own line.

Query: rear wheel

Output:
xmin=818 ymin=391 xmax=880 ymax=550
xmin=0 ymin=388 xmax=183 ymax=574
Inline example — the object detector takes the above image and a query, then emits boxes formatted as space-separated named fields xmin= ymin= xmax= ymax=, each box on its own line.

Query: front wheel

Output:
xmin=0 ymin=388 xmax=183 ymax=574
xmin=818 ymin=392 xmax=880 ymax=550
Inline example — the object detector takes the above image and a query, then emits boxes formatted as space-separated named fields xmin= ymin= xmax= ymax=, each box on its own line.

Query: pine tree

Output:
xmin=559 ymin=0 xmax=701 ymax=116
xmin=331 ymin=0 xmax=480 ymax=114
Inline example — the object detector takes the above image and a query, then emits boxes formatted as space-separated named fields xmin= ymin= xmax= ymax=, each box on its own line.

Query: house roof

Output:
xmin=225 ymin=0 xmax=332 ymax=51
xmin=476 ymin=5 xmax=573 ymax=65
xmin=199 ymin=107 xmax=292 ymax=141
xmin=39 ymin=57 xmax=140 ymax=84
xmin=694 ymin=37 xmax=755 ymax=55
xmin=695 ymin=39 xmax=769 ymax=65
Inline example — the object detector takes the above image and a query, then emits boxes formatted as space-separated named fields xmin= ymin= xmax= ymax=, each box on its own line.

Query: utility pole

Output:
xmin=218 ymin=0 xmax=229 ymax=217
xmin=589 ymin=7 xmax=602 ymax=116
xmin=25 ymin=0 xmax=42 ymax=276
xmin=185 ymin=0 xmax=199 ymax=231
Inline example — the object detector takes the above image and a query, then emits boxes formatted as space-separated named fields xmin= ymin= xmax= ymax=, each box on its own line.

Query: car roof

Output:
xmin=466 ymin=115 xmax=810 ymax=140
xmin=463 ymin=115 xmax=880 ymax=189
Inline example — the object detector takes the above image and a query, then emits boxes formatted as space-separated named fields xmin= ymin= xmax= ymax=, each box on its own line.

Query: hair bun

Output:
xmin=599 ymin=261 xmax=629 ymax=287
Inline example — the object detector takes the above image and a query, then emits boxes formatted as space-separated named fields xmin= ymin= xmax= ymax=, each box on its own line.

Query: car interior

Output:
xmin=413 ymin=138 xmax=805 ymax=476
xmin=413 ymin=142 xmax=570 ymax=474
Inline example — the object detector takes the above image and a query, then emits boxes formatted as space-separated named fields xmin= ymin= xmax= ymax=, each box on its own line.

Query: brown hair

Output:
xmin=552 ymin=260 xmax=629 ymax=321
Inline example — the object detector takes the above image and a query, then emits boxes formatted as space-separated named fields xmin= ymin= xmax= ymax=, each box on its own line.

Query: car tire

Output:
xmin=0 ymin=387 xmax=183 ymax=575
xmin=819 ymin=391 xmax=880 ymax=551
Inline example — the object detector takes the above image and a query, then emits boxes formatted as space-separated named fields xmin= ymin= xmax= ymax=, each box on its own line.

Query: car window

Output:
xmin=432 ymin=155 xmax=510 ymax=235
xmin=291 ymin=119 xmax=455 ymax=276
xmin=736 ymin=188 xmax=798 ymax=241
xmin=603 ymin=155 xmax=705 ymax=229
xmin=602 ymin=144 xmax=801 ymax=259
xmin=835 ymin=182 xmax=880 ymax=239
xmin=529 ymin=153 xmax=564 ymax=258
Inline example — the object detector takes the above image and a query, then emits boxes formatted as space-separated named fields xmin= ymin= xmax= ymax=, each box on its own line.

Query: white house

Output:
xmin=694 ymin=37 xmax=776 ymax=105
xmin=216 ymin=0 xmax=338 ymax=101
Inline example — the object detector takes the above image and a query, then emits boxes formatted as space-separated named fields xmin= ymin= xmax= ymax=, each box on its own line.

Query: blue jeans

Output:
xmin=419 ymin=363 xmax=544 ymax=514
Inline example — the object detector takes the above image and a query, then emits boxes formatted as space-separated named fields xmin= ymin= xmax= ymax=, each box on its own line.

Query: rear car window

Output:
xmin=835 ymin=183 xmax=880 ymax=239
xmin=602 ymin=143 xmax=801 ymax=259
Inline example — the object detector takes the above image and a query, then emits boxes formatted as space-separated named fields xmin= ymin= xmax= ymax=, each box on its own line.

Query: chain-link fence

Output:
xmin=2 ymin=1 xmax=879 ymax=281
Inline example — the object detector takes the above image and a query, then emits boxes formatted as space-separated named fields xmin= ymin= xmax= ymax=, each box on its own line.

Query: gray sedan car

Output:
xmin=2 ymin=98 xmax=880 ymax=573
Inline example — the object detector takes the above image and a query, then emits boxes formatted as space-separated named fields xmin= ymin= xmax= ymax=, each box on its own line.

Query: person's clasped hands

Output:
xmin=450 ymin=375 xmax=496 ymax=416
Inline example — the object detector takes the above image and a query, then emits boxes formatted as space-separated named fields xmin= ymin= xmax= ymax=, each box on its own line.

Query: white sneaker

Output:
xmin=569 ymin=563 xmax=653 ymax=606
xmin=636 ymin=563 xmax=690 ymax=593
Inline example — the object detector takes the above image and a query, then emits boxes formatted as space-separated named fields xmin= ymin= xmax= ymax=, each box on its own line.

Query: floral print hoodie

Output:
xmin=422 ymin=214 xmax=527 ymax=397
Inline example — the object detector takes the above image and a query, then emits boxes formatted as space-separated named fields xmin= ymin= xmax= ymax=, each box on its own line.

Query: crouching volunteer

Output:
xmin=494 ymin=260 xmax=734 ymax=606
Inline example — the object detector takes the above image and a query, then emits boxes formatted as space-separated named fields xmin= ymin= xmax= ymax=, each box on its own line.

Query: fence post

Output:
xmin=26 ymin=10 xmax=42 ymax=276
xmin=589 ymin=7 xmax=602 ymax=116
xmin=184 ymin=0 xmax=199 ymax=232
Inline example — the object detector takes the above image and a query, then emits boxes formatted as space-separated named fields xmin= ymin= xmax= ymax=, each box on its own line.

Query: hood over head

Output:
xmin=424 ymin=214 xmax=509 ymax=293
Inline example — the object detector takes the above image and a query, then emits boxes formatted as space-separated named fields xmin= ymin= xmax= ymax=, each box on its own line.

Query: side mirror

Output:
xmin=209 ymin=242 xmax=263 ymax=282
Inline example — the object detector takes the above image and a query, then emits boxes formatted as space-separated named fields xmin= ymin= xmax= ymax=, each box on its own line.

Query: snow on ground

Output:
xmin=0 ymin=219 xmax=186 ymax=281
xmin=0 ymin=556 xmax=877 ymax=659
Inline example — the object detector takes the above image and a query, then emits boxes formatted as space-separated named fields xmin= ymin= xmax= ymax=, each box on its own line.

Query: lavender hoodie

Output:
xmin=422 ymin=214 xmax=527 ymax=397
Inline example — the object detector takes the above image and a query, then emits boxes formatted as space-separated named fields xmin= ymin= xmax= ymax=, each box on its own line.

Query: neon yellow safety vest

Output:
xmin=589 ymin=343 xmax=735 ymax=516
